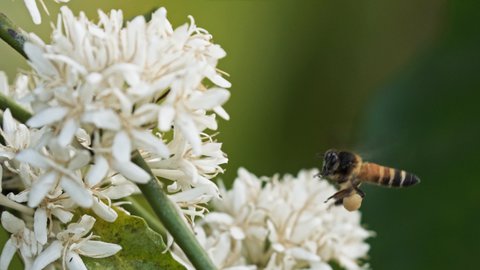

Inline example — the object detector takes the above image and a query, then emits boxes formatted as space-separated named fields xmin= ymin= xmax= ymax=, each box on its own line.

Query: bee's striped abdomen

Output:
xmin=358 ymin=163 xmax=420 ymax=188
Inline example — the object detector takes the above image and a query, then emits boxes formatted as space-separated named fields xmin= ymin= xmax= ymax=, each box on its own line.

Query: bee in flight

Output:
xmin=318 ymin=149 xmax=420 ymax=211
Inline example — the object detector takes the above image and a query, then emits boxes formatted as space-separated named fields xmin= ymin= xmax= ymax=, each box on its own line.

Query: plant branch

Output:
xmin=132 ymin=151 xmax=217 ymax=270
xmin=0 ymin=93 xmax=32 ymax=123
xmin=0 ymin=13 xmax=28 ymax=59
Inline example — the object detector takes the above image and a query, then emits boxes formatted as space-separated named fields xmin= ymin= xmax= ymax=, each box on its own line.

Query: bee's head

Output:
xmin=320 ymin=149 xmax=340 ymax=177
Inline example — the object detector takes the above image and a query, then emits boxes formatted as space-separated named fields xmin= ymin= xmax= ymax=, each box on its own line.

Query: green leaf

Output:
xmin=83 ymin=209 xmax=186 ymax=270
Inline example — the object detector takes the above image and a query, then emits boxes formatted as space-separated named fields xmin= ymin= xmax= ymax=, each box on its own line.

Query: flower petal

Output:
xmin=82 ymin=109 xmax=121 ymax=130
xmin=58 ymin=118 xmax=78 ymax=146
xmin=27 ymin=107 xmax=68 ymax=128
xmin=91 ymin=198 xmax=117 ymax=223
xmin=51 ymin=208 xmax=74 ymax=224
xmin=2 ymin=109 xmax=16 ymax=135
xmin=15 ymin=149 xmax=50 ymax=169
xmin=0 ymin=239 xmax=17 ymax=270
xmin=112 ymin=131 xmax=131 ymax=163
xmin=205 ymin=66 xmax=231 ymax=88
xmin=112 ymin=160 xmax=150 ymax=183
xmin=68 ymin=150 xmax=91 ymax=170
xmin=34 ymin=208 xmax=48 ymax=245
xmin=131 ymin=130 xmax=169 ymax=158
xmin=0 ymin=211 xmax=25 ymax=234
xmin=188 ymin=88 xmax=230 ymax=110
xmin=288 ymin=247 xmax=321 ymax=262
xmin=31 ymin=240 xmax=63 ymax=270
xmin=23 ymin=0 xmax=42 ymax=24
xmin=6 ymin=190 xmax=29 ymax=203
xmin=65 ymin=251 xmax=87 ymax=270
xmin=175 ymin=113 xmax=201 ymax=155
xmin=86 ymin=155 xmax=109 ymax=187
xmin=101 ymin=181 xmax=138 ymax=199
xmin=60 ymin=177 xmax=93 ymax=208
xmin=213 ymin=106 xmax=230 ymax=120
xmin=158 ymin=105 xmax=175 ymax=131
xmin=66 ymin=215 xmax=95 ymax=238
xmin=169 ymin=185 xmax=216 ymax=203
xmin=28 ymin=171 xmax=58 ymax=207
xmin=77 ymin=240 xmax=121 ymax=258
xmin=24 ymin=43 xmax=58 ymax=78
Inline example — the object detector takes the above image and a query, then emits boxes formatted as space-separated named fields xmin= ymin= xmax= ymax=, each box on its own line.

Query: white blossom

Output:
xmin=88 ymin=173 xmax=140 ymax=222
xmin=31 ymin=215 xmax=121 ymax=270
xmin=15 ymin=141 xmax=93 ymax=208
xmin=0 ymin=5 xmax=231 ymax=268
xmin=0 ymin=211 xmax=43 ymax=270
xmin=17 ymin=6 xmax=230 ymax=193
xmin=174 ymin=168 xmax=373 ymax=270
xmin=24 ymin=6 xmax=230 ymax=159
xmin=146 ymin=129 xmax=227 ymax=221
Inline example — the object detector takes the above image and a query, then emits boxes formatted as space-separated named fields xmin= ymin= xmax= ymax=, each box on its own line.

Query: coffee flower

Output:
xmin=13 ymin=5 xmax=230 ymax=216
xmin=0 ymin=211 xmax=43 ymax=270
xmin=175 ymin=168 xmax=373 ymax=270
xmin=0 ymin=5 xmax=230 ymax=269
xmin=31 ymin=215 xmax=121 ymax=270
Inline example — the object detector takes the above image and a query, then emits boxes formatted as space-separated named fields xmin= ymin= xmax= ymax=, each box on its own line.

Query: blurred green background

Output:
xmin=1 ymin=0 xmax=479 ymax=269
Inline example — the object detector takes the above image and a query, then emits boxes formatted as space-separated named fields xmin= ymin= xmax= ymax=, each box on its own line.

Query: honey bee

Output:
xmin=318 ymin=149 xmax=420 ymax=211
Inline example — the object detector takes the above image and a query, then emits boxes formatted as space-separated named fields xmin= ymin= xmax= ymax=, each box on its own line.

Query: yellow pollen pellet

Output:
xmin=343 ymin=193 xmax=363 ymax=212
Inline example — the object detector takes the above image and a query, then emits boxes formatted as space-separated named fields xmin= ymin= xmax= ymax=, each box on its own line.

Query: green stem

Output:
xmin=0 ymin=93 xmax=32 ymax=123
xmin=0 ymin=12 xmax=216 ymax=270
xmin=0 ymin=13 xmax=28 ymax=59
xmin=123 ymin=196 xmax=167 ymax=238
xmin=132 ymin=151 xmax=217 ymax=270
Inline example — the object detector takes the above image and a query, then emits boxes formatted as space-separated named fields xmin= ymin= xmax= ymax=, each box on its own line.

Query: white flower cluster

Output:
xmin=174 ymin=168 xmax=372 ymax=270
xmin=0 ymin=6 xmax=229 ymax=269
xmin=23 ymin=0 xmax=71 ymax=24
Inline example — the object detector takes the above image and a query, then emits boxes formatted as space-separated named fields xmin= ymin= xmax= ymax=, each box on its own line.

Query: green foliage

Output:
xmin=83 ymin=210 xmax=185 ymax=270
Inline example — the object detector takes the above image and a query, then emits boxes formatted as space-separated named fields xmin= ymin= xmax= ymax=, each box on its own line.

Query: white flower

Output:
xmin=23 ymin=0 xmax=71 ymax=25
xmin=175 ymin=168 xmax=373 ymax=270
xmin=0 ymin=72 xmax=31 ymax=110
xmin=15 ymin=141 xmax=93 ymax=208
xmin=0 ymin=109 xmax=31 ymax=161
xmin=148 ymin=129 xmax=227 ymax=191
xmin=31 ymin=214 xmax=121 ymax=270
xmin=0 ymin=211 xmax=43 ymax=270
xmin=23 ymin=6 xmax=229 ymax=157
xmin=88 ymin=173 xmax=140 ymax=222
xmin=0 ymin=5 xmax=231 ymax=268
xmin=18 ymin=6 xmax=230 ymax=192
xmin=7 ymin=190 xmax=74 ymax=245
xmin=146 ymin=129 xmax=227 ymax=221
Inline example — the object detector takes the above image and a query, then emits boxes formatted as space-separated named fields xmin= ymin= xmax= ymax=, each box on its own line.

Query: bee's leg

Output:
xmin=326 ymin=198 xmax=344 ymax=209
xmin=353 ymin=186 xmax=366 ymax=198
xmin=334 ymin=198 xmax=344 ymax=205
xmin=324 ymin=188 xmax=352 ymax=203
